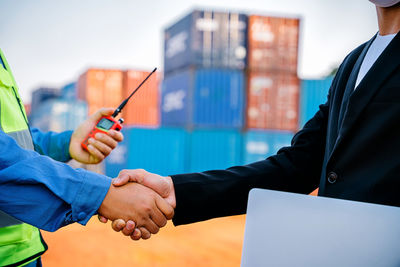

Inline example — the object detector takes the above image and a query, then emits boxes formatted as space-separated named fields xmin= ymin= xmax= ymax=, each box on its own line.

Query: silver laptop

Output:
xmin=241 ymin=189 xmax=400 ymax=267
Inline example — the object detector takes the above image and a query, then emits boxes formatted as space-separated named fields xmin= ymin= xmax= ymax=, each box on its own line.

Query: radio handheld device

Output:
xmin=81 ymin=68 xmax=157 ymax=152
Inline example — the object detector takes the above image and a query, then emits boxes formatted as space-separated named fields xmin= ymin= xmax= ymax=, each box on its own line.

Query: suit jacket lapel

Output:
xmin=328 ymin=31 xmax=400 ymax=163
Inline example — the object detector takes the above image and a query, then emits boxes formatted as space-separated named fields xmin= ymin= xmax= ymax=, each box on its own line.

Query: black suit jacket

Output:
xmin=171 ymin=32 xmax=400 ymax=226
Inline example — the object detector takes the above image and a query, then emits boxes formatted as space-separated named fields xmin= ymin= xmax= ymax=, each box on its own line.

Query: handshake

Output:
xmin=97 ymin=169 xmax=176 ymax=240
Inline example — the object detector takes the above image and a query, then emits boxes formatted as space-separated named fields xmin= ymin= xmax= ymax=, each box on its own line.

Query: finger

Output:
xmin=98 ymin=215 xmax=108 ymax=223
xmin=155 ymin=195 xmax=174 ymax=220
xmin=88 ymin=137 xmax=112 ymax=156
xmin=150 ymin=206 xmax=168 ymax=228
xmin=142 ymin=218 xmax=159 ymax=234
xmin=108 ymin=130 xmax=124 ymax=142
xmin=111 ymin=219 xmax=126 ymax=232
xmin=122 ymin=220 xmax=136 ymax=236
xmin=113 ymin=169 xmax=146 ymax=186
xmin=89 ymin=108 xmax=114 ymax=123
xmin=86 ymin=143 xmax=105 ymax=161
xmin=112 ymin=171 xmax=132 ymax=187
xmin=95 ymin=132 xmax=118 ymax=150
xmin=130 ymin=228 xmax=142 ymax=241
xmin=139 ymin=227 xmax=151 ymax=240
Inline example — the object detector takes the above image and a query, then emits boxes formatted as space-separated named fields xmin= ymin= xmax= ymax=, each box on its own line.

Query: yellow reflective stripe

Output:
xmin=0 ymin=49 xmax=28 ymax=132
xmin=0 ymin=83 xmax=28 ymax=132
xmin=0 ymin=224 xmax=45 ymax=266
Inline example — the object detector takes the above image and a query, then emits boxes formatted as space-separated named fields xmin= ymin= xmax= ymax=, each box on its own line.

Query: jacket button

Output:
xmin=327 ymin=172 xmax=338 ymax=184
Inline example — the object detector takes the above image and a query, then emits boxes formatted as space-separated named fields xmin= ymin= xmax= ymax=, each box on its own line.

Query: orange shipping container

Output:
xmin=246 ymin=71 xmax=299 ymax=131
xmin=78 ymin=69 xmax=123 ymax=116
xmin=24 ymin=103 xmax=31 ymax=116
xmin=248 ymin=15 xmax=299 ymax=73
xmin=122 ymin=70 xmax=159 ymax=126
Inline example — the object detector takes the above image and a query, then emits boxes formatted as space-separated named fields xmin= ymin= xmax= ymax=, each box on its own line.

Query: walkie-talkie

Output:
xmin=81 ymin=67 xmax=157 ymax=152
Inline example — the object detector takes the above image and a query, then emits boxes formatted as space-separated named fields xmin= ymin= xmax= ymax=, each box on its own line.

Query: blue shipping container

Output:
xmin=161 ymin=68 xmax=245 ymax=128
xmin=30 ymin=99 xmax=87 ymax=132
xmin=164 ymin=10 xmax=247 ymax=73
xmin=189 ymin=129 xmax=242 ymax=172
xmin=31 ymin=87 xmax=61 ymax=113
xmin=105 ymin=128 xmax=131 ymax=178
xmin=299 ymin=77 xmax=333 ymax=128
xmin=61 ymin=82 xmax=77 ymax=99
xmin=243 ymin=130 xmax=293 ymax=164
xmin=106 ymin=127 xmax=188 ymax=177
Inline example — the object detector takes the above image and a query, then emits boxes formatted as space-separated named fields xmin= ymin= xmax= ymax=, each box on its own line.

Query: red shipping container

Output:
xmin=78 ymin=69 xmax=123 ymax=116
xmin=24 ymin=103 xmax=31 ymax=117
xmin=122 ymin=70 xmax=159 ymax=126
xmin=248 ymin=15 xmax=300 ymax=73
xmin=246 ymin=71 xmax=299 ymax=131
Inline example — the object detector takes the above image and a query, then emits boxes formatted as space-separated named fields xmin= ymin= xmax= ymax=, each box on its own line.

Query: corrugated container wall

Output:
xmin=78 ymin=69 xmax=123 ymax=115
xmin=246 ymin=71 xmax=299 ymax=131
xmin=162 ymin=68 xmax=244 ymax=128
xmin=30 ymin=99 xmax=88 ymax=132
xmin=189 ymin=129 xmax=242 ymax=172
xmin=164 ymin=10 xmax=247 ymax=74
xmin=247 ymin=15 xmax=299 ymax=73
xmin=299 ymin=77 xmax=333 ymax=128
xmin=122 ymin=70 xmax=159 ymax=127
xmin=243 ymin=130 xmax=293 ymax=164
xmin=104 ymin=128 xmax=131 ymax=178
xmin=31 ymin=87 xmax=61 ymax=113
xmin=106 ymin=127 xmax=188 ymax=177
xmin=61 ymin=82 xmax=77 ymax=99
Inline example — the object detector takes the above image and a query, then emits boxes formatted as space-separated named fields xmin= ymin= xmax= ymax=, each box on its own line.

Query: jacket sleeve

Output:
xmin=171 ymin=74 xmax=339 ymax=226
xmin=0 ymin=130 xmax=111 ymax=232
xmin=30 ymin=127 xmax=73 ymax=162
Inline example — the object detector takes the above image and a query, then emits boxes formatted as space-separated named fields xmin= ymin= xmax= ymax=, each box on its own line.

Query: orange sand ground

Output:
xmin=42 ymin=215 xmax=246 ymax=267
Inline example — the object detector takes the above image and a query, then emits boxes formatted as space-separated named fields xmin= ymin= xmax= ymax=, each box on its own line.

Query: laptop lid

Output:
xmin=241 ymin=189 xmax=400 ymax=267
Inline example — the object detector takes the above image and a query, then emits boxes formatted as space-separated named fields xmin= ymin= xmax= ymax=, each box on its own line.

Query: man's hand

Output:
xmin=69 ymin=108 xmax=123 ymax=164
xmin=99 ymin=169 xmax=176 ymax=240
xmin=98 ymin=181 xmax=174 ymax=235
xmin=114 ymin=169 xmax=176 ymax=208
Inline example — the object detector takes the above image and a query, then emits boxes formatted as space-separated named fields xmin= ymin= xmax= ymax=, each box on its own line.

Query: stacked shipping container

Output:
xmin=158 ymin=9 xmax=250 ymax=173
xmin=30 ymin=99 xmax=87 ymax=132
xmin=77 ymin=69 xmax=123 ymax=116
xmin=161 ymin=68 xmax=244 ymax=128
xmin=77 ymin=68 xmax=160 ymax=127
xmin=31 ymin=87 xmax=61 ymax=112
xmin=162 ymin=10 xmax=247 ymax=130
xmin=122 ymin=70 xmax=159 ymax=126
xmin=163 ymin=10 xmax=247 ymax=74
xmin=246 ymin=15 xmax=300 ymax=132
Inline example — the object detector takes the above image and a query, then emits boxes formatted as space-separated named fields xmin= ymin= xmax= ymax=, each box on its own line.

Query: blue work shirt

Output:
xmin=0 ymin=128 xmax=111 ymax=232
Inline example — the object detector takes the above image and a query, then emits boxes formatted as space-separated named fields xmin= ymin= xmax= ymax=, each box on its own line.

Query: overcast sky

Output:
xmin=0 ymin=0 xmax=377 ymax=102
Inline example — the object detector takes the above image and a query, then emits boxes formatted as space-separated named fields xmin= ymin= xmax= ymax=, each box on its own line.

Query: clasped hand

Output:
xmin=98 ymin=169 xmax=176 ymax=240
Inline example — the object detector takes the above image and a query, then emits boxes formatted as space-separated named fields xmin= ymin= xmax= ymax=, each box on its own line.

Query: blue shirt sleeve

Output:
xmin=0 ymin=130 xmax=111 ymax=232
xmin=30 ymin=127 xmax=73 ymax=162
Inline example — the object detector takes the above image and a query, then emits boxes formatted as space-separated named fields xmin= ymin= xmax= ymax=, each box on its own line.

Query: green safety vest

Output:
xmin=0 ymin=49 xmax=47 ymax=267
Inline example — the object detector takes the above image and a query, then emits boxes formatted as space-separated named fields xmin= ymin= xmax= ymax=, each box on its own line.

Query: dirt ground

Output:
xmin=41 ymin=215 xmax=246 ymax=267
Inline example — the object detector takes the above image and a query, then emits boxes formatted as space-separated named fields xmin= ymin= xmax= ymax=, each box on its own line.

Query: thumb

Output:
xmin=89 ymin=108 xmax=114 ymax=123
xmin=112 ymin=170 xmax=139 ymax=187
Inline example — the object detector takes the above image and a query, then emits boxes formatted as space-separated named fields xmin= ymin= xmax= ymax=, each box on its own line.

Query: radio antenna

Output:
xmin=112 ymin=67 xmax=157 ymax=118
